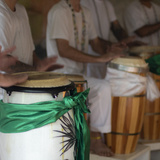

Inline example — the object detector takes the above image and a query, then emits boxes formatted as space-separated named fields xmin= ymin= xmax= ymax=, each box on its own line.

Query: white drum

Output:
xmin=0 ymin=72 xmax=76 ymax=160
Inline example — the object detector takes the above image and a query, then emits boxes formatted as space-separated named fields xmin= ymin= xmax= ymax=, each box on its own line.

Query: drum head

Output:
xmin=108 ymin=56 xmax=148 ymax=73
xmin=2 ymin=72 xmax=75 ymax=95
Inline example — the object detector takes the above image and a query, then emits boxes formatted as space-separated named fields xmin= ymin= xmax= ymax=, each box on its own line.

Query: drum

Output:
xmin=0 ymin=72 xmax=76 ymax=160
xmin=65 ymin=74 xmax=88 ymax=120
xmin=129 ymin=45 xmax=160 ymax=59
xmin=141 ymin=73 xmax=160 ymax=140
xmin=105 ymin=57 xmax=148 ymax=154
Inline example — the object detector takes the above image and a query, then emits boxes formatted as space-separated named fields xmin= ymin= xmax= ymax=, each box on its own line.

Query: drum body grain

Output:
xmin=141 ymin=73 xmax=160 ymax=140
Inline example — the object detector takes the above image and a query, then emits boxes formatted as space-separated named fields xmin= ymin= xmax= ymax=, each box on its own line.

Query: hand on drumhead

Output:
xmin=100 ymin=43 xmax=127 ymax=62
xmin=0 ymin=46 xmax=17 ymax=72
xmin=35 ymin=56 xmax=64 ymax=72
xmin=120 ymin=36 xmax=136 ymax=45
xmin=0 ymin=73 xmax=28 ymax=87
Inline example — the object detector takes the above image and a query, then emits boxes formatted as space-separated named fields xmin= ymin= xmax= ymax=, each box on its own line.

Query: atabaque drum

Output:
xmin=0 ymin=72 xmax=76 ymax=160
xmin=105 ymin=57 xmax=148 ymax=154
xmin=141 ymin=73 xmax=160 ymax=140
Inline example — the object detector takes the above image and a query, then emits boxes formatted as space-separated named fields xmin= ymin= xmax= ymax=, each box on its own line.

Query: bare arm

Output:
xmin=0 ymin=73 xmax=28 ymax=87
xmin=9 ymin=61 xmax=36 ymax=73
xmin=89 ymin=37 xmax=112 ymax=55
xmin=56 ymin=38 xmax=125 ymax=63
xmin=111 ymin=20 xmax=128 ymax=41
xmin=134 ymin=23 xmax=160 ymax=37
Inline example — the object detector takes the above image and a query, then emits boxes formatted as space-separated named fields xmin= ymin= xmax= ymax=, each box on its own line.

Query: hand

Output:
xmin=99 ymin=43 xmax=127 ymax=63
xmin=35 ymin=56 xmax=64 ymax=72
xmin=120 ymin=36 xmax=136 ymax=45
xmin=0 ymin=46 xmax=17 ymax=72
xmin=127 ymin=41 xmax=147 ymax=48
xmin=0 ymin=73 xmax=28 ymax=87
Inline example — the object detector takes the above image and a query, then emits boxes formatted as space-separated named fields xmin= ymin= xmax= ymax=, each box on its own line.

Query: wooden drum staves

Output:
xmin=141 ymin=73 xmax=160 ymax=140
xmin=105 ymin=57 xmax=148 ymax=154
xmin=65 ymin=74 xmax=88 ymax=120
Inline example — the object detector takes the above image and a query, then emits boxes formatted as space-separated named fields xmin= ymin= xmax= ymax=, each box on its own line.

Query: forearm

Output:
xmin=56 ymin=39 xmax=103 ymax=63
xmin=91 ymin=37 xmax=112 ymax=55
xmin=61 ymin=46 xmax=102 ymax=63
xmin=111 ymin=21 xmax=128 ymax=41
xmin=9 ymin=61 xmax=36 ymax=73
xmin=135 ymin=23 xmax=160 ymax=37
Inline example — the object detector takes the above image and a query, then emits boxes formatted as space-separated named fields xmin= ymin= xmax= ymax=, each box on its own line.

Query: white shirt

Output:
xmin=124 ymin=0 xmax=160 ymax=45
xmin=46 ymin=0 xmax=97 ymax=74
xmin=81 ymin=0 xmax=117 ymax=56
xmin=0 ymin=0 xmax=35 ymax=99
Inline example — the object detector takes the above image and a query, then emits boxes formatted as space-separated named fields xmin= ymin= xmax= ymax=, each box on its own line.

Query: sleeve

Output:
xmin=105 ymin=0 xmax=117 ymax=23
xmin=124 ymin=3 xmax=146 ymax=34
xmin=48 ymin=8 xmax=70 ymax=41
xmin=0 ymin=13 xmax=13 ymax=52
xmin=87 ymin=10 xmax=98 ymax=40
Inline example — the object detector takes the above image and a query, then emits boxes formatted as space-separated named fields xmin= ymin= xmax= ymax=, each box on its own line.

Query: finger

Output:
xmin=46 ymin=64 xmax=64 ymax=71
xmin=2 ymin=46 xmax=16 ymax=55
xmin=13 ymin=74 xmax=28 ymax=84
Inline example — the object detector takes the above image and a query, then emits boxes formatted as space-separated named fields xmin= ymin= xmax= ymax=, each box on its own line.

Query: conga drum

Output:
xmin=65 ymin=74 xmax=88 ymax=120
xmin=105 ymin=57 xmax=148 ymax=154
xmin=129 ymin=45 xmax=160 ymax=59
xmin=0 ymin=72 xmax=76 ymax=160
xmin=141 ymin=73 xmax=160 ymax=140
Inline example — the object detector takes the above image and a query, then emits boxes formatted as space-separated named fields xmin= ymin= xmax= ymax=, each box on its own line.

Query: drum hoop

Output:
xmin=73 ymin=80 xmax=87 ymax=84
xmin=108 ymin=63 xmax=148 ymax=73
xmin=2 ymin=82 xmax=75 ymax=97
xmin=145 ymin=112 xmax=160 ymax=116
xmin=113 ymin=94 xmax=146 ymax=98
xmin=111 ymin=131 xmax=140 ymax=136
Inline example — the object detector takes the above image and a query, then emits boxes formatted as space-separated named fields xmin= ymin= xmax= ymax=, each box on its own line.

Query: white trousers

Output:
xmin=86 ymin=63 xmax=107 ymax=79
xmin=85 ymin=76 xmax=111 ymax=133
xmin=52 ymin=69 xmax=111 ymax=134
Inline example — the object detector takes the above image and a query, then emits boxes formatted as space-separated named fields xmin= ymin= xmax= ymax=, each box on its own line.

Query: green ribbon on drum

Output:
xmin=0 ymin=89 xmax=90 ymax=160
xmin=146 ymin=54 xmax=160 ymax=75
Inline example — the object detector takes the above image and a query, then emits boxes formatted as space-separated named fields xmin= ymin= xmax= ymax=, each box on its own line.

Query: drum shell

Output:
xmin=0 ymin=88 xmax=75 ymax=160
xmin=141 ymin=73 xmax=160 ymax=140
xmin=105 ymin=69 xmax=146 ymax=154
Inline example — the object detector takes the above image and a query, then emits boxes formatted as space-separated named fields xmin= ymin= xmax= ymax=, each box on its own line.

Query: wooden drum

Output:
xmin=105 ymin=57 xmax=148 ymax=154
xmin=0 ymin=72 xmax=76 ymax=160
xmin=65 ymin=74 xmax=88 ymax=120
xmin=141 ymin=73 xmax=160 ymax=140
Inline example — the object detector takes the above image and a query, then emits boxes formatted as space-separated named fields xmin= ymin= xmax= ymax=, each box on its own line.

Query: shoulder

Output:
xmin=126 ymin=0 xmax=141 ymax=13
xmin=105 ymin=0 xmax=113 ymax=7
xmin=48 ymin=1 xmax=69 ymax=17
xmin=152 ymin=2 xmax=160 ymax=10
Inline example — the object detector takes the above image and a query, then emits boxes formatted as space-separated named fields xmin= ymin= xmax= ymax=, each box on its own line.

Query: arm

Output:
xmin=0 ymin=73 xmax=28 ymax=87
xmin=56 ymin=38 xmax=125 ymax=63
xmin=89 ymin=37 xmax=112 ymax=55
xmin=56 ymin=38 xmax=104 ymax=63
xmin=111 ymin=20 xmax=128 ymax=41
xmin=134 ymin=23 xmax=160 ymax=37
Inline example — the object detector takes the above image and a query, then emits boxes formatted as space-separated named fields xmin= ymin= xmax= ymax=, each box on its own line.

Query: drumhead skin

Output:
xmin=108 ymin=56 xmax=149 ymax=73
xmin=0 ymin=72 xmax=76 ymax=160
xmin=2 ymin=72 xmax=75 ymax=97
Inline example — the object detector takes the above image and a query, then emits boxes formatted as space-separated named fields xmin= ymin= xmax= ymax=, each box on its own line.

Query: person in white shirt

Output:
xmin=81 ymin=0 xmax=141 ymax=79
xmin=124 ymin=0 xmax=160 ymax=46
xmin=46 ymin=0 xmax=126 ymax=157
xmin=0 ymin=0 xmax=63 ymax=99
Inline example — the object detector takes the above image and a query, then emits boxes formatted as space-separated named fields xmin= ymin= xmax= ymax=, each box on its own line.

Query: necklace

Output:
xmin=141 ymin=2 xmax=160 ymax=45
xmin=65 ymin=0 xmax=86 ymax=52
xmin=92 ymin=0 xmax=110 ymax=38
